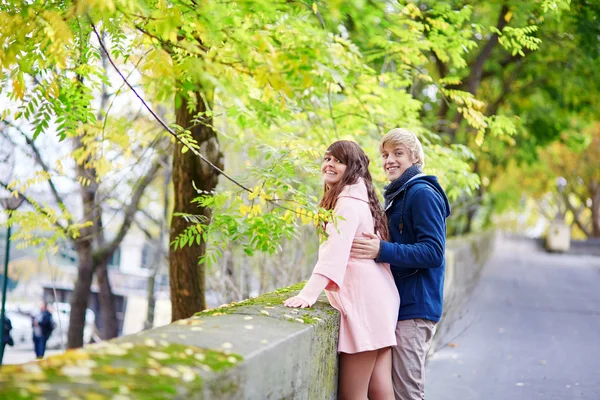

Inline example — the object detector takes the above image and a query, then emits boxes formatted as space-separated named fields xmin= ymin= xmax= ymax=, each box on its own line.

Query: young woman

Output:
xmin=284 ymin=140 xmax=400 ymax=400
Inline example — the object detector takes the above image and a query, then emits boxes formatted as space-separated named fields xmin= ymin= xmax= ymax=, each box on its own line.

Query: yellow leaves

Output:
xmin=55 ymin=159 xmax=65 ymax=175
xmin=417 ymin=74 xmax=433 ymax=83
xmin=239 ymin=186 xmax=274 ymax=216
xmin=239 ymin=203 xmax=259 ymax=217
xmin=75 ymin=0 xmax=116 ymax=14
xmin=102 ymin=344 xmax=128 ymax=356
xmin=402 ymin=3 xmax=422 ymax=19
xmin=142 ymin=48 xmax=173 ymax=79
xmin=439 ymin=76 xmax=462 ymax=86
xmin=18 ymin=363 xmax=46 ymax=381
xmin=40 ymin=11 xmax=74 ymax=70
xmin=475 ymin=129 xmax=485 ymax=147
xmin=95 ymin=158 xmax=111 ymax=178
xmin=327 ymin=82 xmax=343 ymax=93
xmin=249 ymin=87 xmax=262 ymax=100
xmin=504 ymin=11 xmax=513 ymax=23
xmin=248 ymin=186 xmax=272 ymax=203
xmin=20 ymin=383 xmax=52 ymax=395
xmin=9 ymin=171 xmax=52 ymax=195
xmin=295 ymin=207 xmax=330 ymax=227
xmin=312 ymin=3 xmax=318 ymax=14
xmin=61 ymin=365 xmax=92 ymax=377
xmin=12 ymin=75 xmax=25 ymax=100
xmin=84 ymin=393 xmax=106 ymax=400
xmin=99 ymin=365 xmax=127 ymax=375
xmin=146 ymin=357 xmax=161 ymax=369
xmin=77 ymin=175 xmax=93 ymax=187
xmin=0 ymin=108 xmax=10 ymax=120
xmin=426 ymin=17 xmax=450 ymax=31
xmin=46 ymin=77 xmax=61 ymax=100
xmin=299 ymin=210 xmax=314 ymax=225
xmin=148 ymin=351 xmax=171 ymax=360
xmin=458 ymin=107 xmax=487 ymax=131
xmin=443 ymin=89 xmax=485 ymax=110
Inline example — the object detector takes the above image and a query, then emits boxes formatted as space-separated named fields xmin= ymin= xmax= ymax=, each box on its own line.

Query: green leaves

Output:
xmin=4 ymin=0 xmax=580 ymax=270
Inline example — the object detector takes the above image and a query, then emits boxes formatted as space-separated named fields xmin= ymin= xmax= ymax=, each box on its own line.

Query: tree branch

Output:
xmin=88 ymin=18 xmax=316 ymax=219
xmin=137 ymin=207 xmax=163 ymax=228
xmin=95 ymin=157 xmax=162 ymax=262
xmin=466 ymin=4 xmax=510 ymax=95
xmin=535 ymin=199 xmax=555 ymax=221
xmin=480 ymin=50 xmax=531 ymax=81
xmin=486 ymin=60 xmax=523 ymax=116
xmin=88 ymin=19 xmax=247 ymax=192
xmin=1 ymin=120 xmax=75 ymax=226
xmin=0 ymin=180 xmax=69 ymax=235
xmin=563 ymin=193 xmax=592 ymax=237
xmin=133 ymin=217 xmax=155 ymax=241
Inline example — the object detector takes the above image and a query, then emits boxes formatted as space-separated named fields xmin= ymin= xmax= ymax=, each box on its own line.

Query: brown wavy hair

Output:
xmin=319 ymin=141 xmax=389 ymax=241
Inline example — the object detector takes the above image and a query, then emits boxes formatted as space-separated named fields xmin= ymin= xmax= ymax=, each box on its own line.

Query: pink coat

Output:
xmin=313 ymin=179 xmax=400 ymax=353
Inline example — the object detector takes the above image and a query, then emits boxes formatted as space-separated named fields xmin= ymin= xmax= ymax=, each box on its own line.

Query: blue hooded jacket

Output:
xmin=376 ymin=175 xmax=451 ymax=322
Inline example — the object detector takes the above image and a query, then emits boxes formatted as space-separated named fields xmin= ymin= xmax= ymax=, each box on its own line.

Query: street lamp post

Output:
xmin=0 ymin=195 xmax=25 ymax=366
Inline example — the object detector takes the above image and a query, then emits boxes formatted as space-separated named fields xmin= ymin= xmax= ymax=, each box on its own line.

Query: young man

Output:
xmin=351 ymin=128 xmax=450 ymax=400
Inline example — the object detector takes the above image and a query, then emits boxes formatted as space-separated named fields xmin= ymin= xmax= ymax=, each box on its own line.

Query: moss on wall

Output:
xmin=194 ymin=282 xmax=334 ymax=325
xmin=0 ymin=282 xmax=345 ymax=399
xmin=0 ymin=338 xmax=241 ymax=398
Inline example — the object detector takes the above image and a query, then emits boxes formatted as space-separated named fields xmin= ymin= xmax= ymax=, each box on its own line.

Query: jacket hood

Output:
xmin=338 ymin=178 xmax=369 ymax=204
xmin=406 ymin=175 xmax=451 ymax=217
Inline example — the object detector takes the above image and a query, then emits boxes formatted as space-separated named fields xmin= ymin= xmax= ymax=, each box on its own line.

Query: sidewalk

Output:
xmin=2 ymin=346 xmax=64 ymax=365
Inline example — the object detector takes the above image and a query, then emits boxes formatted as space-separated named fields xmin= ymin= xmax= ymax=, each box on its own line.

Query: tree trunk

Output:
xmin=96 ymin=258 xmax=118 ymax=339
xmin=68 ymin=132 xmax=100 ymax=349
xmin=68 ymin=240 xmax=94 ymax=349
xmin=144 ymin=273 xmax=157 ymax=330
xmin=169 ymin=90 xmax=223 ymax=321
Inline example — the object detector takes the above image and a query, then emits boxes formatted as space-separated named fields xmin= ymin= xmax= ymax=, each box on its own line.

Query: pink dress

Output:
xmin=312 ymin=180 xmax=400 ymax=354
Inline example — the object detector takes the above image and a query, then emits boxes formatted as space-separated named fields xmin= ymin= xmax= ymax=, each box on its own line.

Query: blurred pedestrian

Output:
xmin=1 ymin=315 xmax=14 ymax=357
xmin=32 ymin=301 xmax=55 ymax=359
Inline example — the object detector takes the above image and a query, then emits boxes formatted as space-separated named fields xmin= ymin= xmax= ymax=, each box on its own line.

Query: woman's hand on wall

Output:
xmin=283 ymin=296 xmax=310 ymax=308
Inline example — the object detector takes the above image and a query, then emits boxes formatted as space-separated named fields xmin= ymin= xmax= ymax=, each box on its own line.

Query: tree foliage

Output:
xmin=1 ymin=0 xmax=586 ymax=326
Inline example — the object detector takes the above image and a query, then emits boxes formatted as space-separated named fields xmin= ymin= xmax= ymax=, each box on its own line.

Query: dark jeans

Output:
xmin=33 ymin=336 xmax=47 ymax=358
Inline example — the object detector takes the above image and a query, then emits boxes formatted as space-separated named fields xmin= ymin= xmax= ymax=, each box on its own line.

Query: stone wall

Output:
xmin=0 ymin=233 xmax=497 ymax=399
xmin=431 ymin=230 xmax=497 ymax=354
xmin=0 ymin=285 xmax=339 ymax=400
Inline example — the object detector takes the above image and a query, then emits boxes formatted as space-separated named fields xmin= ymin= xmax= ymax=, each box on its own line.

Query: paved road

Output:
xmin=426 ymin=236 xmax=600 ymax=400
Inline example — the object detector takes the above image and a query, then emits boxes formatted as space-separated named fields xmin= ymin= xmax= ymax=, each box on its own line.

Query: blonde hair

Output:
xmin=380 ymin=128 xmax=425 ymax=168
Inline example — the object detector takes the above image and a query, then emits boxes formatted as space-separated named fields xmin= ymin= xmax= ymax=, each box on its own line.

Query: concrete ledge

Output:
xmin=569 ymin=238 xmax=600 ymax=257
xmin=0 ymin=284 xmax=340 ymax=400
xmin=0 ymin=233 xmax=497 ymax=399
xmin=431 ymin=230 xmax=497 ymax=354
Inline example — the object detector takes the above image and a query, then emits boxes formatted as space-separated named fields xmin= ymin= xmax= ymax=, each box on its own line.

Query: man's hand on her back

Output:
xmin=351 ymin=232 xmax=380 ymax=259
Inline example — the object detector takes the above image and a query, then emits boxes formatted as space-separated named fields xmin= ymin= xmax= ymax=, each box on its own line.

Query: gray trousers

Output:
xmin=392 ymin=318 xmax=436 ymax=400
